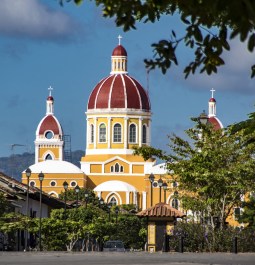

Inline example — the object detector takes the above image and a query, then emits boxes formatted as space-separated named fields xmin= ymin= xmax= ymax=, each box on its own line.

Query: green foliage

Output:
xmin=135 ymin=118 xmax=255 ymax=229
xmin=0 ymin=192 xmax=10 ymax=217
xmin=113 ymin=215 xmax=147 ymax=249
xmin=168 ymin=122 xmax=255 ymax=227
xmin=63 ymin=0 xmax=255 ymax=78
xmin=238 ymin=196 xmax=255 ymax=228
xmin=171 ymin=222 xmax=255 ymax=252
xmin=0 ymin=212 xmax=31 ymax=233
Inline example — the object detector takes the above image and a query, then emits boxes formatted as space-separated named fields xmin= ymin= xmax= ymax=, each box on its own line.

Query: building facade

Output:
xmin=21 ymin=39 xmax=224 ymax=213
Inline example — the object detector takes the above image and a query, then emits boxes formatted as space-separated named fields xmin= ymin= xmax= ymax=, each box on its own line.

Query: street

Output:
xmin=0 ymin=252 xmax=255 ymax=265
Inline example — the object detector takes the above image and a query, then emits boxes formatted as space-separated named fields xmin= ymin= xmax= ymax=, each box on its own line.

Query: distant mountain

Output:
xmin=0 ymin=150 xmax=85 ymax=181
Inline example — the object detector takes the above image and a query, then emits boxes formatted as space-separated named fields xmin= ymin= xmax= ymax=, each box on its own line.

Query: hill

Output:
xmin=0 ymin=150 xmax=85 ymax=181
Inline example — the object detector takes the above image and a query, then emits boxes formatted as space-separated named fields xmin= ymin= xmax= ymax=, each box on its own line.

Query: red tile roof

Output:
xmin=137 ymin=203 xmax=186 ymax=218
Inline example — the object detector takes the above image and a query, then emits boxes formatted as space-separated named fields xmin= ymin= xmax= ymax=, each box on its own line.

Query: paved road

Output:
xmin=0 ymin=251 xmax=254 ymax=265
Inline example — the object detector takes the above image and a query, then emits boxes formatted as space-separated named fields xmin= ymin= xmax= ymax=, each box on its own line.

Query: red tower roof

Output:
xmin=88 ymin=74 xmax=150 ymax=111
xmin=112 ymin=45 xmax=127 ymax=56
xmin=209 ymin=97 xmax=216 ymax=102
xmin=38 ymin=115 xmax=62 ymax=135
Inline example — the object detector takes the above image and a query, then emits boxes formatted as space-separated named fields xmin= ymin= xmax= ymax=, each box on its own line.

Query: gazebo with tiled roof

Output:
xmin=137 ymin=203 xmax=186 ymax=252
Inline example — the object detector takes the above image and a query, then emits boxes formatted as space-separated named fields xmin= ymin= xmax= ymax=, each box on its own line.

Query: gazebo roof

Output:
xmin=137 ymin=203 xmax=186 ymax=218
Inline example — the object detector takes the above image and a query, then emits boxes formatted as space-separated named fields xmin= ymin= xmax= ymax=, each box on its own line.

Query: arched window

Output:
xmin=172 ymin=198 xmax=179 ymax=209
xmin=90 ymin=124 xmax=94 ymax=143
xmin=129 ymin=124 xmax=136 ymax=143
xmin=142 ymin=125 xmax=147 ymax=144
xmin=172 ymin=191 xmax=179 ymax=209
xmin=113 ymin=123 xmax=121 ymax=142
xmin=109 ymin=196 xmax=117 ymax=206
xmin=45 ymin=154 xmax=52 ymax=160
xmin=99 ymin=124 xmax=106 ymax=142
xmin=111 ymin=163 xmax=123 ymax=173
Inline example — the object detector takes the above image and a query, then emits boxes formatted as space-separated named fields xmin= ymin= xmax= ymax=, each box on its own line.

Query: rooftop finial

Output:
xmin=210 ymin=88 xmax=215 ymax=98
xmin=118 ymin=35 xmax=122 ymax=45
xmin=48 ymin=86 xmax=53 ymax=96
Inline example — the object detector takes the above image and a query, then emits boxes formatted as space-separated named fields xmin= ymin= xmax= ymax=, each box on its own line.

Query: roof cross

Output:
xmin=48 ymin=86 xmax=53 ymax=96
xmin=118 ymin=35 xmax=122 ymax=45
xmin=210 ymin=88 xmax=215 ymax=98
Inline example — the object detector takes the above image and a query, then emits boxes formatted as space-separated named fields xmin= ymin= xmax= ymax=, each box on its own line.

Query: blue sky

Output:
xmin=0 ymin=0 xmax=254 ymax=158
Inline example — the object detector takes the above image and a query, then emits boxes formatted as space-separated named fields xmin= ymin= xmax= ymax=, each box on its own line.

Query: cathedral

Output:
xmin=21 ymin=39 xmax=223 ymax=211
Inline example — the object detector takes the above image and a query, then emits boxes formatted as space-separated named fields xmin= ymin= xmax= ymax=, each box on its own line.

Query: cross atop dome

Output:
xmin=48 ymin=86 xmax=53 ymax=96
xmin=210 ymin=88 xmax=215 ymax=98
xmin=118 ymin=35 xmax=122 ymax=45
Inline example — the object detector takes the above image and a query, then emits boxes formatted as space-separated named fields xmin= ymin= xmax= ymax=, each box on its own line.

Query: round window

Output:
xmin=70 ymin=181 xmax=77 ymax=187
xmin=50 ymin=181 xmax=56 ymax=187
xmin=45 ymin=131 xmax=53 ymax=139
xmin=30 ymin=181 xmax=36 ymax=187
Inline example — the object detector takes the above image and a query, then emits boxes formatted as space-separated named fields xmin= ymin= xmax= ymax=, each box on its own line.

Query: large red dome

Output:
xmin=88 ymin=74 xmax=150 ymax=111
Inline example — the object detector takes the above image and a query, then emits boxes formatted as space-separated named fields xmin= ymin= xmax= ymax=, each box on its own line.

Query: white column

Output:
xmin=94 ymin=118 xmax=97 ymax=149
xmin=124 ymin=117 xmax=128 ymax=149
xmin=148 ymin=119 xmax=151 ymax=146
xmin=142 ymin=191 xmax=147 ymax=210
xmin=86 ymin=118 xmax=89 ymax=147
xmin=97 ymin=191 xmax=102 ymax=199
xmin=139 ymin=118 xmax=143 ymax=147
xmin=126 ymin=191 xmax=130 ymax=204
xmin=133 ymin=191 xmax=138 ymax=207
xmin=108 ymin=117 xmax=111 ymax=148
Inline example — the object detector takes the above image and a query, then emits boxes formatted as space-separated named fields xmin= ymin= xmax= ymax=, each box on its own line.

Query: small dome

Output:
xmin=47 ymin=96 xmax=54 ymax=101
xmin=94 ymin=180 xmax=136 ymax=192
xmin=87 ymin=74 xmax=150 ymax=111
xmin=25 ymin=160 xmax=83 ymax=174
xmin=112 ymin=45 xmax=127 ymax=56
xmin=37 ymin=115 xmax=63 ymax=135
xmin=209 ymin=98 xmax=216 ymax=102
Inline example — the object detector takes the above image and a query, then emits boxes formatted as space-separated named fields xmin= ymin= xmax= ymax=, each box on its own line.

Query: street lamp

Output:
xmin=199 ymin=110 xmax=208 ymax=125
xmin=158 ymin=177 xmax=163 ymax=203
xmin=74 ymin=185 xmax=80 ymax=209
xmin=107 ymin=203 xmax=112 ymax=221
xmin=149 ymin=173 xmax=155 ymax=207
xmin=99 ymin=198 xmax=104 ymax=208
xmin=115 ymin=206 xmax=119 ymax=224
xmin=24 ymin=167 xmax=31 ymax=251
xmin=38 ymin=171 xmax=44 ymax=251
xmin=162 ymin=182 xmax=168 ymax=203
xmin=63 ymin=181 xmax=68 ymax=216
xmin=85 ymin=190 xmax=89 ymax=209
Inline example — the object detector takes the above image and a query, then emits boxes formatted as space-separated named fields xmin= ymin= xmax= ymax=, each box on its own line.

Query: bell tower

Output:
xmin=34 ymin=86 xmax=64 ymax=163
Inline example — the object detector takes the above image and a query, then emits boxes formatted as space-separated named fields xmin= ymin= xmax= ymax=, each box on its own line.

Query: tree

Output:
xmin=0 ymin=192 xmax=10 ymax=217
xmin=135 ymin=118 xmax=255 ymax=231
xmin=62 ymin=0 xmax=255 ymax=78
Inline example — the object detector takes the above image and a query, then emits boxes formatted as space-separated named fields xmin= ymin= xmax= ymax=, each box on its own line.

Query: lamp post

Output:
xmin=162 ymin=182 xmax=168 ymax=203
xmin=158 ymin=177 xmax=163 ymax=203
xmin=149 ymin=173 xmax=155 ymax=207
xmin=74 ymin=185 xmax=80 ymax=209
xmin=38 ymin=172 xmax=44 ymax=251
xmin=85 ymin=190 xmax=89 ymax=209
xmin=63 ymin=181 xmax=68 ymax=217
xmin=115 ymin=206 xmax=119 ymax=224
xmin=199 ymin=110 xmax=208 ymax=125
xmin=99 ymin=198 xmax=104 ymax=208
xmin=107 ymin=204 xmax=112 ymax=221
xmin=24 ymin=167 xmax=31 ymax=251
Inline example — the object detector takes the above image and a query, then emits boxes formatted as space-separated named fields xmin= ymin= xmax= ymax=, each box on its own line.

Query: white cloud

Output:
xmin=0 ymin=0 xmax=79 ymax=41
xmin=174 ymin=38 xmax=255 ymax=95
